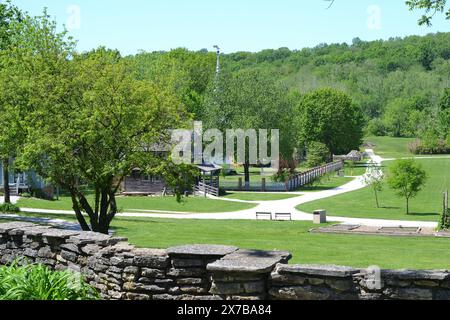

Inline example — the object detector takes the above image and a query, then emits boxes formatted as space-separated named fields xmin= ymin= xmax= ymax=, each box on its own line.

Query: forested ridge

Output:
xmin=130 ymin=32 xmax=450 ymax=143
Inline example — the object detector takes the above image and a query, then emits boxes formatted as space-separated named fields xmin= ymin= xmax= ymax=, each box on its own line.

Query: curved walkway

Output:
xmin=2 ymin=149 xmax=443 ymax=229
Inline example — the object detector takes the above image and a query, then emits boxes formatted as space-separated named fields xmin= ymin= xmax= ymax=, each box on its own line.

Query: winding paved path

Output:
xmin=1 ymin=150 xmax=445 ymax=228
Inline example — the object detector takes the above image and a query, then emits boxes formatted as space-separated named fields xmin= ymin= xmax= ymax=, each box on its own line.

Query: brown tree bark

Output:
xmin=2 ymin=159 xmax=11 ymax=204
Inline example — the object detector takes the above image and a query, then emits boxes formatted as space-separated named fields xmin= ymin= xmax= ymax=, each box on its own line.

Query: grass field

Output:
xmin=222 ymin=192 xmax=299 ymax=201
xmin=298 ymin=158 xmax=450 ymax=221
xmin=364 ymin=136 xmax=416 ymax=158
xmin=17 ymin=196 xmax=257 ymax=213
xmin=299 ymin=176 xmax=355 ymax=192
xmin=3 ymin=215 xmax=450 ymax=269
xmin=344 ymin=161 xmax=368 ymax=177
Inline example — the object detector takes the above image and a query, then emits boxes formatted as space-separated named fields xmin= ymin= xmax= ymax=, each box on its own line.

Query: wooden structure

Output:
xmin=194 ymin=164 xmax=222 ymax=197
xmin=333 ymin=150 xmax=363 ymax=162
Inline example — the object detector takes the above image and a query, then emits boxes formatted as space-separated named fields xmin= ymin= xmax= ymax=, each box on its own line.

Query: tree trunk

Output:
xmin=2 ymin=159 xmax=11 ymax=204
xmin=243 ymin=161 xmax=250 ymax=191
xmin=70 ymin=185 xmax=116 ymax=235
xmin=70 ymin=192 xmax=90 ymax=231
xmin=374 ymin=188 xmax=380 ymax=208
xmin=406 ymin=197 xmax=410 ymax=215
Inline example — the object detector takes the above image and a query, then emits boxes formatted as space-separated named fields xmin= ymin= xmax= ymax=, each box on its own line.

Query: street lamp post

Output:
xmin=213 ymin=45 xmax=220 ymax=76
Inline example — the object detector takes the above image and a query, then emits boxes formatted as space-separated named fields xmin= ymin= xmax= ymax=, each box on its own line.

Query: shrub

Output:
xmin=366 ymin=118 xmax=386 ymax=136
xmin=272 ymin=158 xmax=297 ymax=183
xmin=408 ymin=139 xmax=450 ymax=155
xmin=0 ymin=262 xmax=98 ymax=300
xmin=0 ymin=203 xmax=20 ymax=214
xmin=20 ymin=192 xmax=32 ymax=198
xmin=306 ymin=142 xmax=330 ymax=168
xmin=271 ymin=168 xmax=291 ymax=183
xmin=439 ymin=208 xmax=450 ymax=231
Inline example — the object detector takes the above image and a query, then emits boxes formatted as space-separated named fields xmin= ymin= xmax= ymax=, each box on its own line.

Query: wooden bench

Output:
xmin=256 ymin=212 xmax=272 ymax=220
xmin=275 ymin=213 xmax=292 ymax=221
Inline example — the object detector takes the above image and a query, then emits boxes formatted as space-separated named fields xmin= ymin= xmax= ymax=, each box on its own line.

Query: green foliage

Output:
xmin=6 ymin=13 xmax=190 ymax=234
xmin=0 ymin=0 xmax=23 ymax=49
xmin=130 ymin=48 xmax=216 ymax=120
xmin=366 ymin=118 xmax=387 ymax=136
xmin=153 ymin=162 xmax=198 ymax=201
xmin=0 ymin=262 xmax=98 ymax=300
xmin=0 ymin=203 xmax=20 ymax=214
xmin=406 ymin=0 xmax=450 ymax=26
xmin=387 ymin=159 xmax=428 ymax=214
xmin=271 ymin=168 xmax=291 ymax=183
xmin=306 ymin=142 xmax=330 ymax=168
xmin=204 ymin=69 xmax=295 ymax=185
xmin=295 ymin=88 xmax=364 ymax=155
xmin=440 ymin=208 xmax=450 ymax=230
xmin=363 ymin=161 xmax=384 ymax=208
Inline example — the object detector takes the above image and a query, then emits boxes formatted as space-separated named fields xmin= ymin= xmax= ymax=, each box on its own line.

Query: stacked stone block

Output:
xmin=2 ymin=222 xmax=450 ymax=300
xmin=269 ymin=264 xmax=360 ymax=300
xmin=208 ymin=249 xmax=292 ymax=300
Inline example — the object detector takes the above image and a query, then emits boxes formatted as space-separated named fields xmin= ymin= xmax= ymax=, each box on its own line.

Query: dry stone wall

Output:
xmin=1 ymin=222 xmax=450 ymax=300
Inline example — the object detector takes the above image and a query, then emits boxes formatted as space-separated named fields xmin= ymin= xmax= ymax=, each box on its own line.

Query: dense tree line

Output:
xmin=131 ymin=33 xmax=449 ymax=136
xmin=130 ymin=33 xmax=450 ymax=149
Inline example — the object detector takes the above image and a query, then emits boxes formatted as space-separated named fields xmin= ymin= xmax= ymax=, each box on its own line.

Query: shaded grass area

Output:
xmin=222 ymin=192 xmax=300 ymax=201
xmin=298 ymin=158 xmax=450 ymax=221
xmin=3 ymin=215 xmax=450 ymax=269
xmin=17 ymin=196 xmax=257 ymax=213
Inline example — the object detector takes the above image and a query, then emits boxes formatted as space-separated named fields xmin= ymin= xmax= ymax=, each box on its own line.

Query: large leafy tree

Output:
xmin=8 ymin=11 xmax=190 ymax=233
xmin=294 ymin=88 xmax=364 ymax=156
xmin=204 ymin=70 xmax=295 ymax=188
xmin=19 ymin=47 xmax=189 ymax=234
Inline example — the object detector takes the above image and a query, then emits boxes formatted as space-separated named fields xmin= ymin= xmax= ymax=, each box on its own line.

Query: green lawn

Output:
xmin=364 ymin=136 xmax=416 ymax=159
xmin=299 ymin=176 xmax=355 ymax=192
xmin=298 ymin=158 xmax=450 ymax=221
xmin=17 ymin=196 xmax=257 ymax=213
xmin=222 ymin=192 xmax=300 ymax=201
xmin=3 ymin=215 xmax=450 ymax=269
xmin=344 ymin=161 xmax=368 ymax=176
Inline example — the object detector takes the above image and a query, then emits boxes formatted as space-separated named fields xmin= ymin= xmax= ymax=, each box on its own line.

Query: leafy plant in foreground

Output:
xmin=0 ymin=203 xmax=20 ymax=214
xmin=0 ymin=262 xmax=98 ymax=300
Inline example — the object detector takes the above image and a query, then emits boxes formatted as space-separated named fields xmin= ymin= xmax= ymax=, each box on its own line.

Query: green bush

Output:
xmin=20 ymin=192 xmax=31 ymax=198
xmin=439 ymin=208 xmax=450 ymax=231
xmin=366 ymin=118 xmax=386 ymax=136
xmin=0 ymin=203 xmax=20 ymax=214
xmin=306 ymin=142 xmax=330 ymax=168
xmin=0 ymin=262 xmax=99 ymax=300
xmin=409 ymin=138 xmax=450 ymax=155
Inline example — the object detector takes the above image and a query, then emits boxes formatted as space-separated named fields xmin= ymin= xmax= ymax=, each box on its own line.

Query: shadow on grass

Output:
xmin=407 ymin=212 xmax=440 ymax=217
xmin=373 ymin=207 xmax=439 ymax=217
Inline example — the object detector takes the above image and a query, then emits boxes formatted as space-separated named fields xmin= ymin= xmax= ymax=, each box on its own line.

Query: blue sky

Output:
xmin=11 ymin=0 xmax=450 ymax=55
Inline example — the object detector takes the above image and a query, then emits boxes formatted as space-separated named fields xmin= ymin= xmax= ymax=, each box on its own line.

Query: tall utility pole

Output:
xmin=213 ymin=45 xmax=221 ymax=77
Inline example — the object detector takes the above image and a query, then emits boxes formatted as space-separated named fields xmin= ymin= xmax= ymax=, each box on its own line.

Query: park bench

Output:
xmin=256 ymin=212 xmax=272 ymax=220
xmin=275 ymin=213 xmax=292 ymax=221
